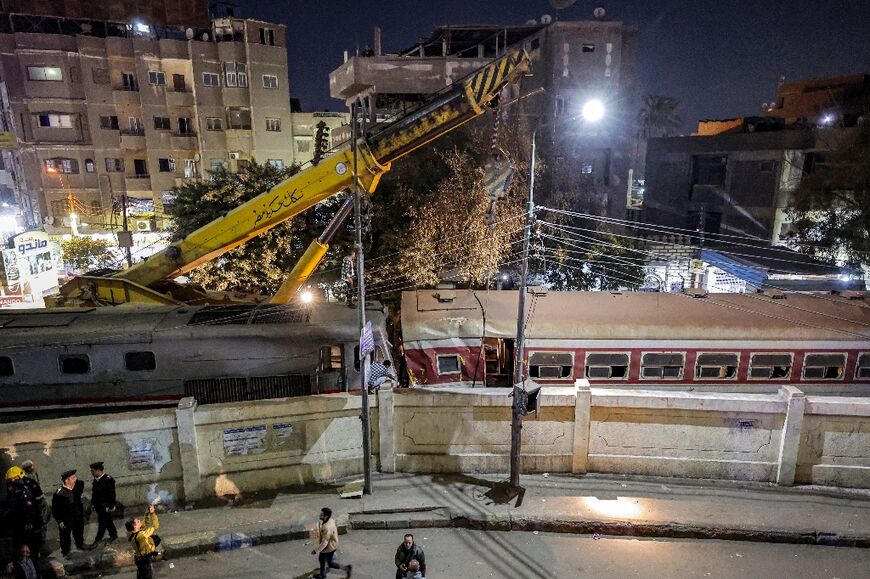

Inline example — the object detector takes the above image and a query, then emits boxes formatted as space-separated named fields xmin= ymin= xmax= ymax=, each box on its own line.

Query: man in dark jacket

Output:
xmin=52 ymin=470 xmax=86 ymax=556
xmin=10 ymin=544 xmax=40 ymax=579
xmin=394 ymin=534 xmax=425 ymax=579
xmin=5 ymin=467 xmax=44 ymax=557
xmin=89 ymin=462 xmax=117 ymax=544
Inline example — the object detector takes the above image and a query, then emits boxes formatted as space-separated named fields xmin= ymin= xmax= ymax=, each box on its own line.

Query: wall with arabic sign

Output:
xmin=0 ymin=231 xmax=60 ymax=307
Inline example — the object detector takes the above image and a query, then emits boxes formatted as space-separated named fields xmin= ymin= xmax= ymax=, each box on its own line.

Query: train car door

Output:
xmin=315 ymin=344 xmax=345 ymax=393
xmin=484 ymin=338 xmax=514 ymax=387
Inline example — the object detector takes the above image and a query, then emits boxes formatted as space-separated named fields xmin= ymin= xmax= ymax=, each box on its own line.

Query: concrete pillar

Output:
xmin=572 ymin=380 xmax=592 ymax=474
xmin=776 ymin=386 xmax=806 ymax=486
xmin=378 ymin=388 xmax=396 ymax=473
xmin=175 ymin=397 xmax=203 ymax=502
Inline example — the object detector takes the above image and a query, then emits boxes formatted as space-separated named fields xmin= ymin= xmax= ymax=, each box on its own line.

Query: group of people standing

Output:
xmin=4 ymin=459 xmax=162 ymax=579
xmin=312 ymin=506 xmax=426 ymax=578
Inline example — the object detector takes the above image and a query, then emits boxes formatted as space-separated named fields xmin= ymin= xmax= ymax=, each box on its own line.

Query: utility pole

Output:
xmin=510 ymin=126 xmax=537 ymax=491
xmin=105 ymin=175 xmax=133 ymax=267
xmin=352 ymin=99 xmax=373 ymax=495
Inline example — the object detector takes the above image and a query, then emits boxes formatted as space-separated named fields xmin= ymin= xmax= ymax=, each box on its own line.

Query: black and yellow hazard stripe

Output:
xmin=464 ymin=50 xmax=529 ymax=113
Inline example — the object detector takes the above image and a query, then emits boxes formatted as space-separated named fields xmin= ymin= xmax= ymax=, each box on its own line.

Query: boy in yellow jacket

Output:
xmin=126 ymin=505 xmax=159 ymax=579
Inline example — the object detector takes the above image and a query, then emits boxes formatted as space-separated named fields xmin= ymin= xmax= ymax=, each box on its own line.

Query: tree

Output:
xmin=637 ymin=95 xmax=682 ymax=139
xmin=61 ymin=237 xmax=115 ymax=272
xmin=787 ymin=123 xmax=870 ymax=268
xmin=166 ymin=161 xmax=335 ymax=295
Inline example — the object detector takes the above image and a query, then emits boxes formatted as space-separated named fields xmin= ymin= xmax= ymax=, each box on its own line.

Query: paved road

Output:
xmin=95 ymin=529 xmax=870 ymax=579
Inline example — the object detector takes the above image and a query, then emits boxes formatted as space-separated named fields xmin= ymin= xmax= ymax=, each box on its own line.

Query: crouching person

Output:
xmin=126 ymin=505 xmax=159 ymax=579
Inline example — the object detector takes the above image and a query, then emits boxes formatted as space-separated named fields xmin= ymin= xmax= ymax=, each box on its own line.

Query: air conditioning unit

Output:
xmin=227 ymin=152 xmax=241 ymax=160
xmin=136 ymin=220 xmax=150 ymax=231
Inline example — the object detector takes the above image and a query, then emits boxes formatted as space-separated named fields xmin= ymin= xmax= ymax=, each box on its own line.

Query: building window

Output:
xmin=319 ymin=345 xmax=342 ymax=372
xmin=121 ymin=72 xmax=138 ymax=91
xmin=92 ymin=67 xmax=110 ymax=84
xmin=99 ymin=115 xmax=119 ymax=130
xmin=582 ymin=44 xmax=595 ymax=52
xmin=0 ymin=356 xmax=13 ymax=376
xmin=90 ymin=200 xmax=102 ymax=214
xmin=177 ymin=117 xmax=193 ymax=135
xmin=37 ymin=113 xmax=72 ymax=128
xmin=148 ymin=70 xmax=166 ymax=85
xmin=802 ymin=353 xmax=846 ymax=380
xmin=857 ymin=353 xmax=870 ymax=379
xmin=50 ymin=199 xmax=69 ymax=216
xmin=695 ymin=352 xmax=739 ymax=379
xmin=209 ymin=158 xmax=224 ymax=171
xmin=759 ymin=160 xmax=776 ymax=172
xmin=172 ymin=73 xmax=186 ymax=92
xmin=154 ymin=116 xmax=171 ymax=130
xmin=580 ymin=162 xmax=594 ymax=174
xmin=267 ymin=159 xmax=284 ymax=169
xmin=226 ymin=107 xmax=251 ymax=129
xmin=749 ymin=353 xmax=792 ymax=380
xmin=585 ymin=352 xmax=629 ymax=379
xmin=183 ymin=159 xmax=195 ymax=178
xmin=436 ymin=354 xmax=461 ymax=375
xmin=691 ymin=155 xmax=727 ymax=186
xmin=295 ymin=137 xmax=311 ymax=153
xmin=206 ymin=117 xmax=223 ymax=131
xmin=259 ymin=27 xmax=275 ymax=46
xmin=224 ymin=62 xmax=248 ymax=87
xmin=127 ymin=117 xmax=143 ymax=134
xmin=27 ymin=66 xmax=63 ymax=81
xmin=59 ymin=354 xmax=90 ymax=374
xmin=133 ymin=159 xmax=148 ymax=177
xmin=84 ymin=159 xmax=95 ymax=173
xmin=202 ymin=72 xmax=220 ymax=87
xmin=262 ymin=74 xmax=278 ymax=89
xmin=641 ymin=352 xmax=684 ymax=379
xmin=44 ymin=158 xmax=79 ymax=174
xmin=528 ymin=352 xmax=574 ymax=379
xmin=105 ymin=158 xmax=124 ymax=172
xmin=158 ymin=158 xmax=175 ymax=172
xmin=265 ymin=117 xmax=281 ymax=131
xmin=125 ymin=351 xmax=156 ymax=371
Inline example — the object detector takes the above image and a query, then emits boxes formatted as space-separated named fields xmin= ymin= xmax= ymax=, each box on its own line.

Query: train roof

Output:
xmin=0 ymin=301 xmax=385 ymax=345
xmin=400 ymin=289 xmax=870 ymax=343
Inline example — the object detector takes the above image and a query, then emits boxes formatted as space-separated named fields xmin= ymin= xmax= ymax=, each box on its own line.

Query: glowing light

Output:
xmin=501 ymin=274 xmax=509 ymax=281
xmin=134 ymin=22 xmax=150 ymax=34
xmin=0 ymin=214 xmax=18 ymax=233
xmin=300 ymin=290 xmax=314 ymax=304
xmin=582 ymin=496 xmax=643 ymax=518
xmin=582 ymin=99 xmax=605 ymax=123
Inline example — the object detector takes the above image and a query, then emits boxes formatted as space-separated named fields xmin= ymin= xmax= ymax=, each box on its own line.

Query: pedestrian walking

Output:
xmin=342 ymin=251 xmax=355 ymax=307
xmin=394 ymin=534 xmax=425 ymax=579
xmin=126 ymin=505 xmax=159 ymax=579
xmin=89 ymin=462 xmax=118 ymax=545
xmin=368 ymin=359 xmax=396 ymax=393
xmin=310 ymin=507 xmax=352 ymax=578
xmin=5 ymin=467 xmax=44 ymax=556
xmin=9 ymin=544 xmax=40 ymax=579
xmin=51 ymin=470 xmax=86 ymax=556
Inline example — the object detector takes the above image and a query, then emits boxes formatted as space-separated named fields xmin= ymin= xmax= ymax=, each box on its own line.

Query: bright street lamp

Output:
xmin=300 ymin=290 xmax=314 ymax=304
xmin=582 ymin=99 xmax=605 ymax=123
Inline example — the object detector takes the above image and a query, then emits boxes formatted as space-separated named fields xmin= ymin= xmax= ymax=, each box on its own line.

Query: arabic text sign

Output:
xmin=223 ymin=426 xmax=267 ymax=456
xmin=359 ymin=321 xmax=374 ymax=359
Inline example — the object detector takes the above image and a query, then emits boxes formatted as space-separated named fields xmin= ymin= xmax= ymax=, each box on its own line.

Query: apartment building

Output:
xmin=0 ymin=12 xmax=291 ymax=236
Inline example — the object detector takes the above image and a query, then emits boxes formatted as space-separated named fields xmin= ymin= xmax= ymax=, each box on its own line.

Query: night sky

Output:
xmin=245 ymin=1 xmax=870 ymax=132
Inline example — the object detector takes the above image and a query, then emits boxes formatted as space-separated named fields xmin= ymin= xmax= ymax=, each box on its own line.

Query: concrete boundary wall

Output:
xmin=381 ymin=381 xmax=870 ymax=488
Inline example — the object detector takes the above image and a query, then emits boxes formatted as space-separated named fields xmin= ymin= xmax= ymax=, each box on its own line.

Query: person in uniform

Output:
xmin=5 ymin=467 xmax=43 ymax=557
xmin=89 ymin=462 xmax=117 ymax=544
xmin=52 ymin=470 xmax=86 ymax=556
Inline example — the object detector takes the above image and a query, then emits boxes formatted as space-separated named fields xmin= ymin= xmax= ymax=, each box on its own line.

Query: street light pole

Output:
xmin=352 ymin=99 xmax=373 ymax=495
xmin=510 ymin=126 xmax=537 ymax=490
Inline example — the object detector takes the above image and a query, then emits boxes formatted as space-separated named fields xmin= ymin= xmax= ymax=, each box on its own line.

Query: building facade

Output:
xmin=0 ymin=12 xmax=291 ymax=239
xmin=0 ymin=0 xmax=210 ymax=28
xmin=329 ymin=19 xmax=637 ymax=214
xmin=289 ymin=111 xmax=350 ymax=168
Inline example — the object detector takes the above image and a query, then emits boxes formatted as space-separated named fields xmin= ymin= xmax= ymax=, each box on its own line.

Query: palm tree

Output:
xmin=637 ymin=95 xmax=682 ymax=138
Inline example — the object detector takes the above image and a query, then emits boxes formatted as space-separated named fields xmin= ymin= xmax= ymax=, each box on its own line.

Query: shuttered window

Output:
xmin=803 ymin=354 xmax=846 ymax=380
xmin=641 ymin=353 xmax=684 ymax=379
xmin=857 ymin=353 xmax=870 ymax=380
xmin=695 ymin=353 xmax=739 ymax=379
xmin=749 ymin=353 xmax=792 ymax=380
xmin=529 ymin=352 xmax=573 ymax=380
xmin=585 ymin=353 xmax=629 ymax=379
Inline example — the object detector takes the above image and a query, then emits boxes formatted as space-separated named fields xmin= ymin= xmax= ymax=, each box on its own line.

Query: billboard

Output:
xmin=0 ymin=231 xmax=60 ymax=306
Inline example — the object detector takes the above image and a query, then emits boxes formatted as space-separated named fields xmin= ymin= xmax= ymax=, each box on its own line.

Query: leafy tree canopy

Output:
xmin=61 ymin=236 xmax=115 ymax=273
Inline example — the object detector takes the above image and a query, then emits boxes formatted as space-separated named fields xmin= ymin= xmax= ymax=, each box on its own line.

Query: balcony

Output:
xmin=167 ymin=90 xmax=194 ymax=107
xmin=171 ymin=132 xmax=198 ymax=149
xmin=120 ymin=129 xmax=146 ymax=150
xmin=125 ymin=174 xmax=152 ymax=191
xmin=112 ymin=87 xmax=141 ymax=105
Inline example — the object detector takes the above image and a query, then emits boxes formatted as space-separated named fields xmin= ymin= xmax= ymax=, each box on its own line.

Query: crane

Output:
xmin=54 ymin=48 xmax=530 ymax=306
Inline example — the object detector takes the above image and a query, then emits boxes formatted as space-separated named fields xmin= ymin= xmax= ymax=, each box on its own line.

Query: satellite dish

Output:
xmin=193 ymin=153 xmax=201 ymax=162
xmin=525 ymin=19 xmax=538 ymax=25
xmin=540 ymin=14 xmax=553 ymax=24
xmin=44 ymin=216 xmax=55 ymax=225
xmin=201 ymin=32 xmax=209 ymax=42
xmin=549 ymin=0 xmax=577 ymax=9
xmin=185 ymin=28 xmax=194 ymax=40
xmin=593 ymin=6 xmax=607 ymax=19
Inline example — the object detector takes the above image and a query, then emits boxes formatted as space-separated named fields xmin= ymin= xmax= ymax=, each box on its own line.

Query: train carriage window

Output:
xmin=59 ymin=354 xmax=90 ymax=374
xmin=641 ymin=353 xmax=684 ymax=379
xmin=529 ymin=352 xmax=573 ymax=379
xmin=857 ymin=353 xmax=870 ymax=379
xmin=125 ymin=351 xmax=156 ymax=371
xmin=436 ymin=355 xmax=461 ymax=375
xmin=803 ymin=353 xmax=846 ymax=380
xmin=0 ymin=356 xmax=13 ymax=376
xmin=585 ymin=353 xmax=629 ymax=379
xmin=319 ymin=345 xmax=342 ymax=372
xmin=749 ymin=353 xmax=792 ymax=380
xmin=695 ymin=353 xmax=739 ymax=379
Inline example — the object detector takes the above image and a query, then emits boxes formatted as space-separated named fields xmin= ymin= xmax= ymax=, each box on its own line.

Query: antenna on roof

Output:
xmin=548 ymin=0 xmax=576 ymax=21
xmin=593 ymin=6 xmax=607 ymax=19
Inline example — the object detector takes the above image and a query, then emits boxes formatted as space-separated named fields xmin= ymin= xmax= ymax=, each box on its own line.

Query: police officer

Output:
xmin=52 ymin=469 xmax=86 ymax=556
xmin=89 ymin=461 xmax=117 ymax=544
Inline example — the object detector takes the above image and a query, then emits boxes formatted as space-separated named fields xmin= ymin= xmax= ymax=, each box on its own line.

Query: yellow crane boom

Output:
xmin=55 ymin=49 xmax=530 ymax=306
